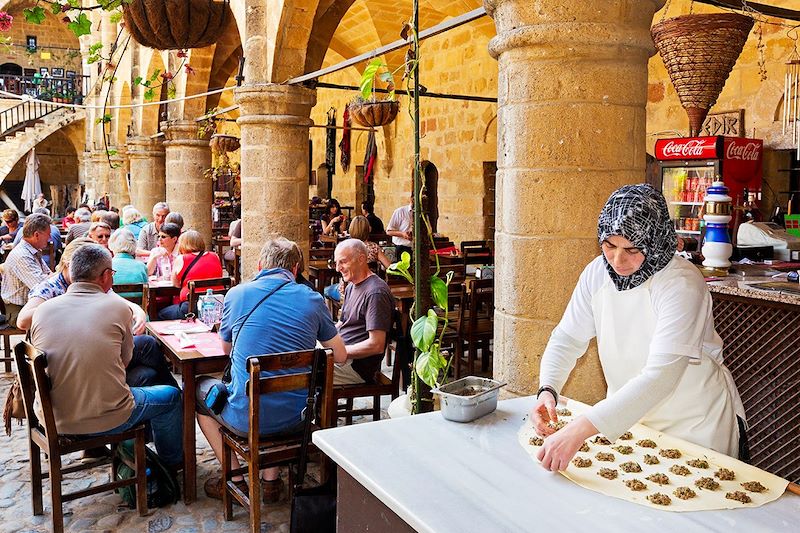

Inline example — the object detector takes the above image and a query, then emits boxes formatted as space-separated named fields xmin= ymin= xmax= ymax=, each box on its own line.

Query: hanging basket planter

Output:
xmin=123 ymin=0 xmax=230 ymax=51
xmin=209 ymin=134 xmax=240 ymax=157
xmin=349 ymin=100 xmax=400 ymax=128
xmin=652 ymin=13 xmax=754 ymax=137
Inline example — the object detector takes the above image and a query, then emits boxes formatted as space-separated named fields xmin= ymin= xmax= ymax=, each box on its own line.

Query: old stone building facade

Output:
xmin=0 ymin=0 xmax=795 ymax=404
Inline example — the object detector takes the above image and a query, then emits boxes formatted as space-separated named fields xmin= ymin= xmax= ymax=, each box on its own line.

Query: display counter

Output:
xmin=707 ymin=265 xmax=800 ymax=483
xmin=313 ymin=397 xmax=800 ymax=533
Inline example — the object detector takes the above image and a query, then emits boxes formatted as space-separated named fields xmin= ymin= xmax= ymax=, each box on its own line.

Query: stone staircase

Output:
xmin=0 ymin=106 xmax=85 ymax=186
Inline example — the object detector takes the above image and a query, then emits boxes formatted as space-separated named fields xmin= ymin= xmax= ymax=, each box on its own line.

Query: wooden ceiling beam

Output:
xmin=697 ymin=0 xmax=800 ymax=22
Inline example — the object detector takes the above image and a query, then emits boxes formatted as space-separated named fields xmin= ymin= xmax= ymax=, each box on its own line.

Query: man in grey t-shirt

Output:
xmin=334 ymin=239 xmax=394 ymax=385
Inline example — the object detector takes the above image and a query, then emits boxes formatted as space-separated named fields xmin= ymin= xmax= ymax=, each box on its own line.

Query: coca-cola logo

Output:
xmin=726 ymin=142 xmax=760 ymax=161
xmin=662 ymin=140 xmax=710 ymax=157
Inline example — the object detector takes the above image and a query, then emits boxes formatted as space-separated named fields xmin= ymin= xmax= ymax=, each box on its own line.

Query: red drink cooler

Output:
xmin=654 ymin=136 xmax=763 ymax=238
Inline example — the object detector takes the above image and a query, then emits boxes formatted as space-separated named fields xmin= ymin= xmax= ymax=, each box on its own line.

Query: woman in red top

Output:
xmin=157 ymin=230 xmax=223 ymax=320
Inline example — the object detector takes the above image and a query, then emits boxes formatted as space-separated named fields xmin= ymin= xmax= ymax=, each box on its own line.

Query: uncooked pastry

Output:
xmin=573 ymin=457 xmax=592 ymax=468
xmin=598 ymin=468 xmax=618 ymax=480
xmin=518 ymin=398 xmax=790 ymax=512
xmin=674 ymin=487 xmax=696 ymax=500
xmin=687 ymin=459 xmax=709 ymax=469
xmin=620 ymin=462 xmax=642 ymax=473
xmin=648 ymin=493 xmax=671 ymax=506
xmin=660 ymin=448 xmax=682 ymax=459
xmin=741 ymin=481 xmax=767 ymax=493
xmin=643 ymin=454 xmax=660 ymax=465
xmin=646 ymin=473 xmax=670 ymax=486
xmin=637 ymin=439 xmax=657 ymax=448
xmin=669 ymin=465 xmax=691 ymax=476
xmin=715 ymin=468 xmax=735 ymax=481
xmin=726 ymin=491 xmax=751 ymax=504
xmin=596 ymin=452 xmax=615 ymax=462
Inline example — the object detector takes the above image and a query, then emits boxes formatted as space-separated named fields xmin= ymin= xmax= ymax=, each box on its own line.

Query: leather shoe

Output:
xmin=262 ymin=477 xmax=284 ymax=504
xmin=204 ymin=475 xmax=247 ymax=505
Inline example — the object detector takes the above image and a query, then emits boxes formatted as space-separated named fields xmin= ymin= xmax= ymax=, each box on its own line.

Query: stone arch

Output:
xmin=140 ymin=52 xmax=167 ymax=136
xmin=115 ymin=82 xmax=132 ymax=144
xmin=0 ymin=62 xmax=22 ymax=76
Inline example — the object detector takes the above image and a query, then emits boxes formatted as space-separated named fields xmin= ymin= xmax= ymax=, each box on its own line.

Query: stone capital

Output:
xmin=126 ymin=136 xmax=165 ymax=159
xmin=485 ymin=0 xmax=666 ymax=59
xmin=161 ymin=120 xmax=213 ymax=147
xmin=234 ymin=83 xmax=316 ymax=121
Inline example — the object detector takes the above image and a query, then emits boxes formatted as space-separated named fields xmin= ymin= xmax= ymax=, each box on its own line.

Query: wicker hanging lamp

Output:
xmin=123 ymin=0 xmax=230 ymax=51
xmin=652 ymin=13 xmax=754 ymax=137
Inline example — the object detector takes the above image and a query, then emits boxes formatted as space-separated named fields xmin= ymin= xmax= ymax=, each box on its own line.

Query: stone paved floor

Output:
xmin=0 ymin=365 xmax=392 ymax=533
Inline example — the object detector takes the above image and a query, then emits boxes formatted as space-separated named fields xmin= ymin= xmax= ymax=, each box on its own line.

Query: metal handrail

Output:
xmin=0 ymin=74 xmax=90 ymax=102
xmin=0 ymin=100 xmax=58 ymax=140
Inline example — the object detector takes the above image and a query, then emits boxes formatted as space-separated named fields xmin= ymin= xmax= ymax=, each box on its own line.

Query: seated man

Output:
xmin=137 ymin=201 xmax=170 ymax=253
xmin=65 ymin=208 xmax=92 ymax=244
xmin=333 ymin=239 xmax=394 ymax=385
xmin=13 ymin=207 xmax=63 ymax=267
xmin=18 ymin=237 xmax=177 ymax=389
xmin=1 ymin=213 xmax=52 ymax=327
xmin=196 ymin=237 xmax=346 ymax=503
xmin=30 ymin=244 xmax=183 ymax=469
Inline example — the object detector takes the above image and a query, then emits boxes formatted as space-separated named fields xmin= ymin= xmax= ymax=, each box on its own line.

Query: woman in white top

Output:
xmin=533 ymin=184 xmax=746 ymax=472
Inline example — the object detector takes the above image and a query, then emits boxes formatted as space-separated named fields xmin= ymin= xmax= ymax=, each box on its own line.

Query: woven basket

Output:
xmin=652 ymin=13 xmax=754 ymax=136
xmin=210 ymin=134 xmax=240 ymax=156
xmin=349 ymin=100 xmax=400 ymax=127
xmin=123 ymin=0 xmax=229 ymax=50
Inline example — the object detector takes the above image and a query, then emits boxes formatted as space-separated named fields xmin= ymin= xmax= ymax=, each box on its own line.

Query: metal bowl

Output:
xmin=431 ymin=377 xmax=506 ymax=423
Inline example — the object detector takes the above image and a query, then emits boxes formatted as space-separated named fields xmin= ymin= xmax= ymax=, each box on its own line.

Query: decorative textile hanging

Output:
xmin=363 ymin=131 xmax=378 ymax=185
xmin=325 ymin=108 xmax=336 ymax=194
xmin=340 ymin=104 xmax=351 ymax=173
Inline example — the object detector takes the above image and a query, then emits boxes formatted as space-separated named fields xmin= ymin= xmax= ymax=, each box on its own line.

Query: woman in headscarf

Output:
xmin=532 ymin=184 xmax=746 ymax=471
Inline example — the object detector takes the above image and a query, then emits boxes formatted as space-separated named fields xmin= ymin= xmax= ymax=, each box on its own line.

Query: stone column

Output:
xmin=486 ymin=0 xmax=665 ymax=403
xmin=109 ymin=147 xmax=131 ymax=208
xmin=127 ymin=136 xmax=166 ymax=217
xmin=235 ymin=84 xmax=316 ymax=279
xmin=90 ymin=150 xmax=111 ymax=205
xmin=163 ymin=120 xmax=213 ymax=246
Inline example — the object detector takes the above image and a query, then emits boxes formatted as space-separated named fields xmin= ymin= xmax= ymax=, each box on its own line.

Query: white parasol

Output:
xmin=21 ymin=148 xmax=42 ymax=212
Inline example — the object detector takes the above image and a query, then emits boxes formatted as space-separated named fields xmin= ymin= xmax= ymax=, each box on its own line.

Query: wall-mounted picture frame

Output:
xmin=39 ymin=67 xmax=49 ymax=76
xmin=26 ymin=35 xmax=37 ymax=50
xmin=23 ymin=68 xmax=35 ymax=76
xmin=66 ymin=70 xmax=76 ymax=78
xmin=52 ymin=67 xmax=64 ymax=77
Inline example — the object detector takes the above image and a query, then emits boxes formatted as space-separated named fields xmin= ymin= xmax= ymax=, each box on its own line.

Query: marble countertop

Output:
xmin=314 ymin=396 xmax=800 ymax=533
xmin=705 ymin=263 xmax=800 ymax=305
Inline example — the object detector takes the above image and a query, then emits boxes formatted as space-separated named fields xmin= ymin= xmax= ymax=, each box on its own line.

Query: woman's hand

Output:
xmin=531 ymin=391 xmax=558 ymax=437
xmin=536 ymin=415 xmax=598 ymax=472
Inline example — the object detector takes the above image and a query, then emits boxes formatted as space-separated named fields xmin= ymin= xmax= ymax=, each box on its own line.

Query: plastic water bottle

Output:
xmin=199 ymin=289 xmax=223 ymax=327
xmin=157 ymin=255 xmax=171 ymax=280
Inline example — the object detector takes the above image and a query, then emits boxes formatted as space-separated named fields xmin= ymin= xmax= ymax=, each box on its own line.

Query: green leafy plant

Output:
xmin=359 ymin=58 xmax=399 ymax=101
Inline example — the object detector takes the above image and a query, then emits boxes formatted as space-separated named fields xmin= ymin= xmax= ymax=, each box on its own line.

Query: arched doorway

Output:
xmin=0 ymin=63 xmax=22 ymax=76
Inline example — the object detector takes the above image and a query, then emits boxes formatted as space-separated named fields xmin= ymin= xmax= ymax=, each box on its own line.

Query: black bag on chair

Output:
xmin=289 ymin=350 xmax=336 ymax=533
xmin=289 ymin=470 xmax=336 ymax=533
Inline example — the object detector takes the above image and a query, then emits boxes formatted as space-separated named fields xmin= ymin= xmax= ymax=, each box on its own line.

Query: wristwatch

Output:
xmin=537 ymin=385 xmax=558 ymax=405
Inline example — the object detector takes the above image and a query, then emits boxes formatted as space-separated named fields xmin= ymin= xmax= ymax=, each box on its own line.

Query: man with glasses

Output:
xmin=137 ymin=201 xmax=170 ymax=253
xmin=30 ymin=244 xmax=183 ymax=470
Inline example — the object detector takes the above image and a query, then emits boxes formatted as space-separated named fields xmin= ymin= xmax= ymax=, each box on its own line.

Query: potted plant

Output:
xmin=350 ymin=58 xmax=401 ymax=127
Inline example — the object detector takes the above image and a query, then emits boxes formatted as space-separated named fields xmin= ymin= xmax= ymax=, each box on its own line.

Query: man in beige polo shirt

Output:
xmin=30 ymin=244 xmax=183 ymax=467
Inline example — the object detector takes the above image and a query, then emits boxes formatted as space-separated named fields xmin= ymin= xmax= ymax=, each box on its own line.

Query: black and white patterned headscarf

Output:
xmin=597 ymin=184 xmax=677 ymax=291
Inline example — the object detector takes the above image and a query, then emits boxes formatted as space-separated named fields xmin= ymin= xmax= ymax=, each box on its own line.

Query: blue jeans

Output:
xmin=92 ymin=386 xmax=184 ymax=466
xmin=126 ymin=335 xmax=179 ymax=389
xmin=158 ymin=301 xmax=189 ymax=320
xmin=323 ymin=283 xmax=340 ymax=302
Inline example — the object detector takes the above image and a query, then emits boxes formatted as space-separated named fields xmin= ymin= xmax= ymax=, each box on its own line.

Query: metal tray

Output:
xmin=431 ymin=377 xmax=506 ymax=423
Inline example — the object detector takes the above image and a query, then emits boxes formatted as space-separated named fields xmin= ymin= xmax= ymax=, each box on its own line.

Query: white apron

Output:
xmin=591 ymin=276 xmax=742 ymax=457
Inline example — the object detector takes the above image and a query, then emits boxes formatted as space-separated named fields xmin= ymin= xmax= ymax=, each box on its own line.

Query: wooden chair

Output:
xmin=14 ymin=341 xmax=148 ymax=533
xmin=309 ymin=247 xmax=334 ymax=261
xmin=0 ymin=299 xmax=24 ymax=372
xmin=455 ymin=279 xmax=495 ymax=378
xmin=220 ymin=349 xmax=334 ymax=533
xmin=460 ymin=240 xmax=494 ymax=268
xmin=112 ymin=283 xmax=148 ymax=308
xmin=334 ymin=310 xmax=404 ymax=425
xmin=186 ymin=277 xmax=233 ymax=315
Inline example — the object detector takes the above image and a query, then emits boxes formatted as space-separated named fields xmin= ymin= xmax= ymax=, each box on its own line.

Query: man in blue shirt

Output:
xmin=196 ymin=237 xmax=346 ymax=503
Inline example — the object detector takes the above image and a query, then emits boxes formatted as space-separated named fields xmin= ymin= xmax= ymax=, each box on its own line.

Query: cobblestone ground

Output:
xmin=0 ymin=364 xmax=391 ymax=533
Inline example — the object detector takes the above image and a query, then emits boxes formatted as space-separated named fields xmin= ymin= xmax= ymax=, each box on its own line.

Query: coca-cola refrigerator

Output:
xmin=654 ymin=136 xmax=763 ymax=238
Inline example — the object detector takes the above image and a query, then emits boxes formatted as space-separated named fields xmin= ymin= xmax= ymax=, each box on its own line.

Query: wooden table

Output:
xmin=389 ymin=283 xmax=415 ymax=333
xmin=314 ymin=396 xmax=800 ymax=532
xmin=145 ymin=279 xmax=180 ymax=320
xmin=308 ymin=259 xmax=338 ymax=295
xmin=146 ymin=321 xmax=228 ymax=504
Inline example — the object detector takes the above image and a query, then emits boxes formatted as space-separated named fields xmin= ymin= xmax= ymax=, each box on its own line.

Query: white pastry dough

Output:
xmin=518 ymin=398 xmax=789 ymax=512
